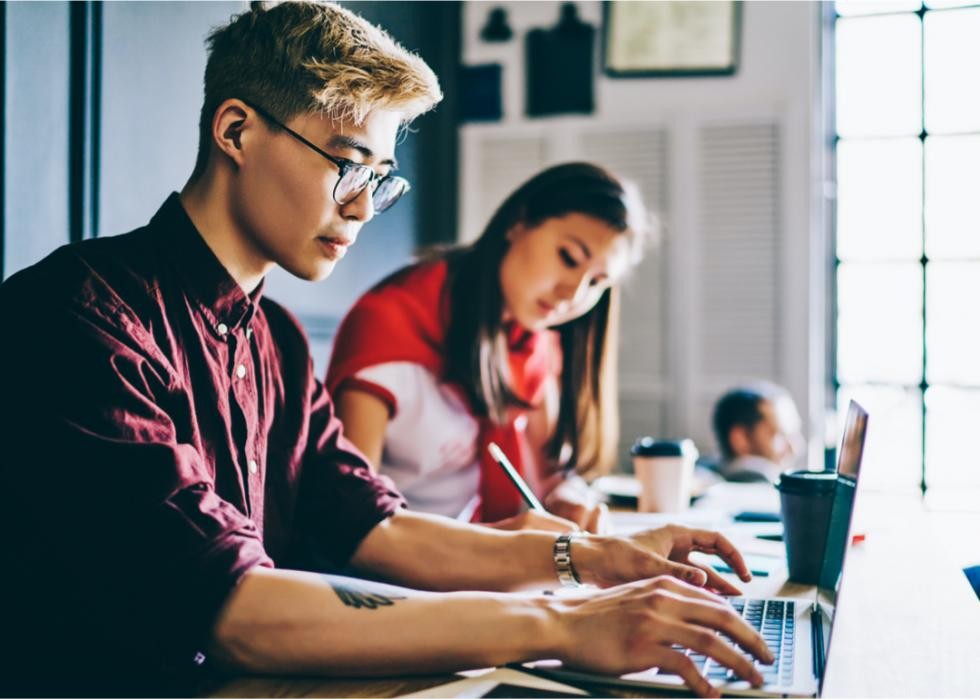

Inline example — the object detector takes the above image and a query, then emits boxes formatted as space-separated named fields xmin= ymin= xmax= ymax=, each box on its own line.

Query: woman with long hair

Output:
xmin=326 ymin=162 xmax=652 ymax=532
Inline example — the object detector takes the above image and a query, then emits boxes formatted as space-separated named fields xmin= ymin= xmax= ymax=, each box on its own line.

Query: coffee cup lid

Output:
xmin=775 ymin=469 xmax=838 ymax=495
xmin=631 ymin=437 xmax=699 ymax=459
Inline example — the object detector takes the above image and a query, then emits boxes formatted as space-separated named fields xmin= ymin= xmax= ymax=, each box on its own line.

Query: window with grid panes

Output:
xmin=834 ymin=0 xmax=980 ymax=495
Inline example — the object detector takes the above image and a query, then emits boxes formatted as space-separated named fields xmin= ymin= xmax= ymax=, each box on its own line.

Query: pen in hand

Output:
xmin=487 ymin=441 xmax=546 ymax=511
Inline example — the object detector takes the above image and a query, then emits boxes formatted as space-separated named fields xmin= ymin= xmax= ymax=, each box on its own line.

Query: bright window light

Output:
xmin=834 ymin=3 xmax=980 ymax=494
xmin=836 ymin=14 xmax=921 ymax=138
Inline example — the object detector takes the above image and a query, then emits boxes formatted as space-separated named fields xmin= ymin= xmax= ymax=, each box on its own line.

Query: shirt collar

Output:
xmin=150 ymin=193 xmax=263 ymax=335
xmin=504 ymin=319 xmax=535 ymax=352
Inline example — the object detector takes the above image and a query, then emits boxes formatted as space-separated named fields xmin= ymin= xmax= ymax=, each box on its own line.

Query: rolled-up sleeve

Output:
xmin=288 ymin=373 xmax=405 ymax=571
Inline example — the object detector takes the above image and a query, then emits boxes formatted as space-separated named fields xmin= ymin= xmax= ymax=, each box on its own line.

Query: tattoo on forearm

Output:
xmin=329 ymin=580 xmax=407 ymax=610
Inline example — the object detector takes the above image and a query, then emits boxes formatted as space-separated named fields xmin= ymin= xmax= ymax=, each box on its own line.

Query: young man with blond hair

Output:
xmin=0 ymin=3 xmax=771 ymax=697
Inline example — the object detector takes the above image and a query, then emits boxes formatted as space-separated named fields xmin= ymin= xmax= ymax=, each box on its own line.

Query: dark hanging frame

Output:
xmin=602 ymin=0 xmax=742 ymax=78
xmin=1 ymin=2 xmax=6 ymax=280
xmin=68 ymin=0 xmax=102 ymax=243
xmin=413 ymin=0 xmax=460 ymax=247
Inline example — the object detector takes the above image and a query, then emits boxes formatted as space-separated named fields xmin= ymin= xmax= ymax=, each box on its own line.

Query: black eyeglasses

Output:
xmin=245 ymin=101 xmax=410 ymax=213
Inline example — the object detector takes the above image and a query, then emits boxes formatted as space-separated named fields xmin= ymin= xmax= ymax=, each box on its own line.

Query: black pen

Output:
xmin=487 ymin=442 xmax=545 ymax=511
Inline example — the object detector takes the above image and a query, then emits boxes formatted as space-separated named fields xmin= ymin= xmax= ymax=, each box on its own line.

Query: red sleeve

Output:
xmin=326 ymin=260 xmax=448 ymax=395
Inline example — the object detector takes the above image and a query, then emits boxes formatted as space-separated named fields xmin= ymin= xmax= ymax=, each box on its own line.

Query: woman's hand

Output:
xmin=543 ymin=476 xmax=610 ymax=534
xmin=553 ymin=576 xmax=773 ymax=698
xmin=482 ymin=510 xmax=580 ymax=533
xmin=571 ymin=524 xmax=752 ymax=595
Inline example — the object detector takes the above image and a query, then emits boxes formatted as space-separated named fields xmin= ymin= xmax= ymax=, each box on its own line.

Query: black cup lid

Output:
xmin=775 ymin=470 xmax=838 ymax=495
xmin=631 ymin=437 xmax=698 ymax=458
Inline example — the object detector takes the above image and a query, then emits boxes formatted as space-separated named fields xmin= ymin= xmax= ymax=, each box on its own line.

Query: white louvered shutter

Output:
xmin=693 ymin=122 xmax=782 ymax=447
xmin=580 ymin=127 xmax=671 ymax=465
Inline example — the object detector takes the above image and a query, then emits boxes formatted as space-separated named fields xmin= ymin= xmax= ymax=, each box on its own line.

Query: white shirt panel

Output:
xmin=355 ymin=361 xmax=481 ymax=518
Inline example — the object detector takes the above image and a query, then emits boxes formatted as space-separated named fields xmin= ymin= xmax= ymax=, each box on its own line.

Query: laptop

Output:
xmin=522 ymin=400 xmax=870 ymax=698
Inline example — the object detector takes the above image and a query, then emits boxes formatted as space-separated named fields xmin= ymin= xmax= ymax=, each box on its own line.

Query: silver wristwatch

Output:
xmin=553 ymin=532 xmax=582 ymax=587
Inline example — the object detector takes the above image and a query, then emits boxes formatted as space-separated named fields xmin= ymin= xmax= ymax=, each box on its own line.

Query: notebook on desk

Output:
xmin=521 ymin=400 xmax=869 ymax=698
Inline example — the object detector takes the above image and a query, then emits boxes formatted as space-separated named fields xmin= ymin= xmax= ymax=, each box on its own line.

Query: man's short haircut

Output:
xmin=191 ymin=1 xmax=443 ymax=180
xmin=712 ymin=382 xmax=788 ymax=459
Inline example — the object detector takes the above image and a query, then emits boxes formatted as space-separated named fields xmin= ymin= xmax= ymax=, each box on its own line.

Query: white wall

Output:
xmin=99 ymin=1 xmax=242 ymax=238
xmin=460 ymin=1 xmax=827 ymax=466
xmin=4 ymin=1 xmax=71 ymax=277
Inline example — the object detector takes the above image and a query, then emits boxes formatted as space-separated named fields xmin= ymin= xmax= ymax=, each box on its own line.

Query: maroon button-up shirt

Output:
xmin=0 ymin=194 xmax=404 ymax=696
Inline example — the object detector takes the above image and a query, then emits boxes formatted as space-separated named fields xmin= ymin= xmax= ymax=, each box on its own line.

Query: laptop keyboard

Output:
xmin=670 ymin=597 xmax=796 ymax=688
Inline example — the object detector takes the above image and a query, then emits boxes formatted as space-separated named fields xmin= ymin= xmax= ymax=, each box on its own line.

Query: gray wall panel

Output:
xmin=4 ymin=1 xmax=71 ymax=277
xmin=98 ymin=1 xmax=241 ymax=237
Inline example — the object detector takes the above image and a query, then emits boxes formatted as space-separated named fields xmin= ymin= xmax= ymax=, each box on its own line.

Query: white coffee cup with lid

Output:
xmin=630 ymin=437 xmax=699 ymax=513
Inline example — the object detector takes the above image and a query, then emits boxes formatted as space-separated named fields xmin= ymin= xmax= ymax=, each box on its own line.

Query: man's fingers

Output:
xmin=644 ymin=575 xmax=726 ymax=604
xmin=676 ymin=598 xmax=774 ymax=666
xmin=668 ymin=561 xmax=709 ymax=587
xmin=686 ymin=529 xmax=752 ymax=582
xmin=652 ymin=649 xmax=720 ymax=698
xmin=695 ymin=561 xmax=744 ymax=596
xmin=669 ymin=620 xmax=764 ymax=687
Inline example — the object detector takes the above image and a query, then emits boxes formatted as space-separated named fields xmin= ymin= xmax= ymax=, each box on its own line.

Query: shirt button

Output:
xmin=236 ymin=364 xmax=247 ymax=379
xmin=217 ymin=323 xmax=228 ymax=336
xmin=248 ymin=459 xmax=258 ymax=475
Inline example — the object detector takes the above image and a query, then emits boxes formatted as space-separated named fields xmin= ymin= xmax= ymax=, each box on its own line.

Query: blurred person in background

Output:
xmin=710 ymin=382 xmax=805 ymax=483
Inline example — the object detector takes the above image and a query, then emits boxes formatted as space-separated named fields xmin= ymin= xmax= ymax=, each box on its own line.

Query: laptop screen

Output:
xmin=814 ymin=400 xmax=869 ymax=688
xmin=818 ymin=400 xmax=869 ymax=599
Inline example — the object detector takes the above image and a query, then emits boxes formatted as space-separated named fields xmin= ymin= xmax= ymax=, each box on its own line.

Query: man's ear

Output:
xmin=728 ymin=425 xmax=752 ymax=458
xmin=210 ymin=99 xmax=254 ymax=169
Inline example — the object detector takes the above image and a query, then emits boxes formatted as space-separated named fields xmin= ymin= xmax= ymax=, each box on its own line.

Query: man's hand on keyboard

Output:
xmin=571 ymin=524 xmax=751 ymax=595
xmin=554 ymin=575 xmax=774 ymax=698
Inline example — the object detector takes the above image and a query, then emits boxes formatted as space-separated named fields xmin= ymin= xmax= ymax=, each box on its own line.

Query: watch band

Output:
xmin=553 ymin=532 xmax=582 ymax=587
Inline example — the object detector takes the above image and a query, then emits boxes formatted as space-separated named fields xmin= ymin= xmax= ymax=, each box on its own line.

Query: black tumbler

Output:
xmin=775 ymin=470 xmax=838 ymax=584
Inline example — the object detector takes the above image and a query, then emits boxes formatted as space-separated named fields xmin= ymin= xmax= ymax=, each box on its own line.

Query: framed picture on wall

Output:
xmin=603 ymin=0 xmax=741 ymax=77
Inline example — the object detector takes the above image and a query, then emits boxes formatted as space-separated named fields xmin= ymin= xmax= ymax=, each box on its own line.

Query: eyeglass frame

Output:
xmin=242 ymin=100 xmax=410 ymax=213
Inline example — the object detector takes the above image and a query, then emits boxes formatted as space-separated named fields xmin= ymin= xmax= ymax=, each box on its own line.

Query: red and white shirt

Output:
xmin=327 ymin=260 xmax=560 ymax=522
